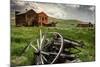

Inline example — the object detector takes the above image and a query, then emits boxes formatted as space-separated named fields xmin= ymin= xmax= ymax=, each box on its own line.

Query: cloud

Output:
xmin=89 ymin=6 xmax=95 ymax=11
xmin=11 ymin=0 xmax=95 ymax=23
xmin=65 ymin=4 xmax=80 ymax=8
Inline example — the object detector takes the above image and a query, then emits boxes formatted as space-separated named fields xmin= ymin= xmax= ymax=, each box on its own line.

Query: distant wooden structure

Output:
xmin=77 ymin=22 xmax=94 ymax=27
xmin=15 ymin=9 xmax=55 ymax=27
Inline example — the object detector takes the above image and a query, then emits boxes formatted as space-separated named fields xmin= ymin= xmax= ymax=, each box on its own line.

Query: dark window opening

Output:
xmin=42 ymin=17 xmax=44 ymax=21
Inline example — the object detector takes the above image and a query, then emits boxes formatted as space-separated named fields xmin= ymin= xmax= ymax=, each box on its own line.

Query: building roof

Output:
xmin=16 ymin=9 xmax=36 ymax=15
xmin=38 ymin=12 xmax=48 ymax=16
xmin=78 ymin=21 xmax=92 ymax=24
xmin=16 ymin=11 xmax=26 ymax=15
xmin=16 ymin=9 xmax=48 ymax=16
xmin=16 ymin=9 xmax=28 ymax=15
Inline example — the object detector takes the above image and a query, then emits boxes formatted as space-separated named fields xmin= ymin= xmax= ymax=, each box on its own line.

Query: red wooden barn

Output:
xmin=37 ymin=12 xmax=48 ymax=26
xmin=15 ymin=9 xmax=49 ymax=26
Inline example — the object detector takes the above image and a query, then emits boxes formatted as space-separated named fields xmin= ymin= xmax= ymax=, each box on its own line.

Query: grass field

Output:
xmin=11 ymin=20 xmax=95 ymax=66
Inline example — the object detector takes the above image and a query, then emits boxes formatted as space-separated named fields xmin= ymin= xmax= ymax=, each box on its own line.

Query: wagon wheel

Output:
xmin=23 ymin=30 xmax=63 ymax=65
xmin=34 ymin=30 xmax=64 ymax=64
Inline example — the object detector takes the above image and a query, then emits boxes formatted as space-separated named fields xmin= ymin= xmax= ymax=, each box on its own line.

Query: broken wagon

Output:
xmin=20 ymin=30 xmax=84 ymax=65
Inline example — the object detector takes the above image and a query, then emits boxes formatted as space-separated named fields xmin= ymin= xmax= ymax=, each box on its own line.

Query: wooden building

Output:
xmin=15 ymin=9 xmax=49 ymax=26
xmin=77 ymin=22 xmax=94 ymax=27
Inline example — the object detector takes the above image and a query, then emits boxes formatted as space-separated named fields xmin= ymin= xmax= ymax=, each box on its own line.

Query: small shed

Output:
xmin=77 ymin=22 xmax=94 ymax=27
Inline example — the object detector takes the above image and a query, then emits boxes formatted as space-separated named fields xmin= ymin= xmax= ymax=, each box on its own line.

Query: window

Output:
xmin=42 ymin=17 xmax=44 ymax=21
xmin=45 ymin=17 xmax=47 ymax=20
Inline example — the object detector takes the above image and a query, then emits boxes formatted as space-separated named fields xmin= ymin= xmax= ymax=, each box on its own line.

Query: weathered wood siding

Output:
xmin=38 ymin=12 xmax=48 ymax=26
xmin=15 ymin=9 xmax=48 ymax=26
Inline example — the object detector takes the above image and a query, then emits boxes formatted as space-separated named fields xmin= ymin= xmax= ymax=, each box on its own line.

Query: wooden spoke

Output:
xmin=40 ymin=35 xmax=45 ymax=50
xmin=30 ymin=44 xmax=38 ymax=51
xmin=41 ymin=39 xmax=51 ymax=49
xmin=40 ymin=30 xmax=42 ymax=50
xmin=42 ymin=55 xmax=48 ymax=62
xmin=37 ymin=39 xmax=40 ymax=49
xmin=41 ymin=51 xmax=49 ymax=55
xmin=40 ymin=54 xmax=44 ymax=64
xmin=24 ymin=45 xmax=30 ymax=53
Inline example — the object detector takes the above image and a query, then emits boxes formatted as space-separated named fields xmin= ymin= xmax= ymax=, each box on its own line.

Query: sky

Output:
xmin=11 ymin=0 xmax=95 ymax=23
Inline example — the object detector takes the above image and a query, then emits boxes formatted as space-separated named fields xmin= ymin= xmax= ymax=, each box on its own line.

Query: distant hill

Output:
xmin=48 ymin=16 xmax=80 ymax=23
xmin=48 ymin=16 xmax=81 ymax=28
